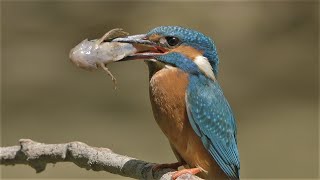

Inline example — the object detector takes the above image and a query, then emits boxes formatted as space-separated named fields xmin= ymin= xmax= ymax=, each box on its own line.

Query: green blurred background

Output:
xmin=1 ymin=1 xmax=319 ymax=179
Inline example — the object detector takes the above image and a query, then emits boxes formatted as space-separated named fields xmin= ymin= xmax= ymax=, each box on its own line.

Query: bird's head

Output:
xmin=113 ymin=26 xmax=219 ymax=80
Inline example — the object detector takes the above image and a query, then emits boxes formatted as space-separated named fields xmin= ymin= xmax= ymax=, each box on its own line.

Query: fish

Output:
xmin=69 ymin=28 xmax=137 ymax=89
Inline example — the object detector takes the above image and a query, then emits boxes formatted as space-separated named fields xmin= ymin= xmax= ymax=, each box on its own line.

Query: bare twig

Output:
xmin=0 ymin=139 xmax=201 ymax=180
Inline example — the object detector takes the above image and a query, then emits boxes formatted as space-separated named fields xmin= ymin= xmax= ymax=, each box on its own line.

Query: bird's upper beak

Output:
xmin=112 ymin=34 xmax=167 ymax=61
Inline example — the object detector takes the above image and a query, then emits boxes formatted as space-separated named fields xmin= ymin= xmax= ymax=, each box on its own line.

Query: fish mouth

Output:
xmin=112 ymin=34 xmax=168 ymax=61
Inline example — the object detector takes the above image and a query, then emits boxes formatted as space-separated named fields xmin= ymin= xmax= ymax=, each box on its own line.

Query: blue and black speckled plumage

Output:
xmin=187 ymin=74 xmax=240 ymax=179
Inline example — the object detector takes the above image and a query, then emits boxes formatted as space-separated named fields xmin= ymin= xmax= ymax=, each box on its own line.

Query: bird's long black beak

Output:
xmin=112 ymin=34 xmax=166 ymax=61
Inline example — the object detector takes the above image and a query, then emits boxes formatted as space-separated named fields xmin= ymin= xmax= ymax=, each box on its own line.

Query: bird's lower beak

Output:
xmin=112 ymin=34 xmax=166 ymax=61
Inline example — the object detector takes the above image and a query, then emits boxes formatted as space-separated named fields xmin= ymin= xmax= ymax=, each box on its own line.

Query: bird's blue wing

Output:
xmin=186 ymin=75 xmax=240 ymax=179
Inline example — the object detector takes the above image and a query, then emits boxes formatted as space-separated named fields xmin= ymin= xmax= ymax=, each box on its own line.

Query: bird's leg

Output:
xmin=152 ymin=161 xmax=185 ymax=173
xmin=99 ymin=62 xmax=117 ymax=90
xmin=171 ymin=167 xmax=202 ymax=180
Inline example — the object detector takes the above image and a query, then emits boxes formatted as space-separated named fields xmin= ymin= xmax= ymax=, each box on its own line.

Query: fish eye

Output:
xmin=165 ymin=36 xmax=181 ymax=47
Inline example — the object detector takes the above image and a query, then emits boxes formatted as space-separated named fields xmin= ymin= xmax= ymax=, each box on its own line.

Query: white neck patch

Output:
xmin=194 ymin=55 xmax=216 ymax=81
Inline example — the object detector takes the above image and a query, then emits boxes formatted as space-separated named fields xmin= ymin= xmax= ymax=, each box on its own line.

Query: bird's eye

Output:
xmin=165 ymin=36 xmax=181 ymax=47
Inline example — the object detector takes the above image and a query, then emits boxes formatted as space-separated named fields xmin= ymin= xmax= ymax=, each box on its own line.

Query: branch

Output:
xmin=0 ymin=139 xmax=201 ymax=180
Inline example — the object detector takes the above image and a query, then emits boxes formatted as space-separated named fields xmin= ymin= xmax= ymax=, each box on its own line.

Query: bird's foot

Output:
xmin=152 ymin=161 xmax=185 ymax=173
xmin=171 ymin=167 xmax=202 ymax=180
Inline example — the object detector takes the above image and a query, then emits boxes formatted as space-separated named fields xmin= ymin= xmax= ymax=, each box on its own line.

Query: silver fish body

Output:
xmin=69 ymin=28 xmax=138 ymax=89
xmin=69 ymin=39 xmax=137 ymax=70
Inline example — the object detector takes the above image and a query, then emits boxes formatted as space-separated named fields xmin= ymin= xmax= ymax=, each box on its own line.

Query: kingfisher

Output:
xmin=113 ymin=26 xmax=240 ymax=180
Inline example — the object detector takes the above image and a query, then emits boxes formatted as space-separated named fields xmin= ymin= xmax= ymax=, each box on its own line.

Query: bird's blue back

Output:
xmin=186 ymin=74 xmax=240 ymax=179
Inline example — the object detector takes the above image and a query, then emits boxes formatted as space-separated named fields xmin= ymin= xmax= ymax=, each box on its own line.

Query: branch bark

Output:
xmin=0 ymin=139 xmax=201 ymax=180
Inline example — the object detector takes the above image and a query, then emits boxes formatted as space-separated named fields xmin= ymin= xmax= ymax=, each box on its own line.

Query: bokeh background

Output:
xmin=1 ymin=1 xmax=318 ymax=179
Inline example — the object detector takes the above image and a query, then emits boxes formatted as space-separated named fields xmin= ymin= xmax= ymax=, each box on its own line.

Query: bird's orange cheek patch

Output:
xmin=170 ymin=46 xmax=204 ymax=61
